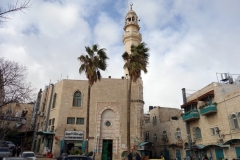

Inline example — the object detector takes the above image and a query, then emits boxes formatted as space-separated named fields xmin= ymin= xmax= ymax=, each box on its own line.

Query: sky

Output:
xmin=1 ymin=0 xmax=240 ymax=113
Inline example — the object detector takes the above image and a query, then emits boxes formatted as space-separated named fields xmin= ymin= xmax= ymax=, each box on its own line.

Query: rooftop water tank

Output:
xmin=221 ymin=73 xmax=229 ymax=81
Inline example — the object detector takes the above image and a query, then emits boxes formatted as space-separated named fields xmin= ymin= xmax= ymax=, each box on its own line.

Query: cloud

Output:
xmin=1 ymin=0 xmax=240 ymax=112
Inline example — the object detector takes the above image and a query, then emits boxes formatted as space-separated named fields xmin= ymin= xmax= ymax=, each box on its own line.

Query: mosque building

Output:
xmin=32 ymin=5 xmax=145 ymax=160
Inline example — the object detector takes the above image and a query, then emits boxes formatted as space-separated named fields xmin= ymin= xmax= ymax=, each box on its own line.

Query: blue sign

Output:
xmin=82 ymin=140 xmax=86 ymax=152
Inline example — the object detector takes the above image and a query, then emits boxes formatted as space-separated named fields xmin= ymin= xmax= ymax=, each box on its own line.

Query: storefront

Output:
xmin=62 ymin=131 xmax=84 ymax=154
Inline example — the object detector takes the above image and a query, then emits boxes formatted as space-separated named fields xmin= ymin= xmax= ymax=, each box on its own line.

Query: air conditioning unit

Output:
xmin=40 ymin=112 xmax=44 ymax=117
xmin=47 ymin=126 xmax=54 ymax=132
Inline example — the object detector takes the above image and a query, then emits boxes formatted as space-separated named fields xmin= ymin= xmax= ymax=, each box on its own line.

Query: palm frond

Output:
xmin=78 ymin=44 xmax=109 ymax=86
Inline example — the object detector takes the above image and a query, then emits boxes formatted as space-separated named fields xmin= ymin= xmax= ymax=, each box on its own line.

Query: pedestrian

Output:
xmin=16 ymin=146 xmax=21 ymax=157
xmin=160 ymin=154 xmax=165 ymax=160
xmin=12 ymin=147 xmax=16 ymax=157
xmin=203 ymin=155 xmax=209 ymax=160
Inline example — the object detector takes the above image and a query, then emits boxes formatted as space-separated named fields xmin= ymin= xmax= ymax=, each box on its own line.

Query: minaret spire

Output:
xmin=130 ymin=3 xmax=133 ymax=10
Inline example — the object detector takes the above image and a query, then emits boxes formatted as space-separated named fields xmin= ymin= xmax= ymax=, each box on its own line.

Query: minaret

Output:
xmin=122 ymin=3 xmax=142 ymax=77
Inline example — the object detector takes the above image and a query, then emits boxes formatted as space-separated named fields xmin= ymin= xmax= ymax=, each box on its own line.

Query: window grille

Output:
xmin=67 ymin=117 xmax=75 ymax=124
xmin=76 ymin=118 xmax=84 ymax=125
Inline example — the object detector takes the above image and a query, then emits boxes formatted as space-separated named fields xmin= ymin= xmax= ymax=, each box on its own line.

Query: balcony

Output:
xmin=200 ymin=104 xmax=217 ymax=115
xmin=182 ymin=110 xmax=200 ymax=122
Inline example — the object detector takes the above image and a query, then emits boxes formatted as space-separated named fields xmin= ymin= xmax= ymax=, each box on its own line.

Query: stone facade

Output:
xmin=32 ymin=78 xmax=144 ymax=159
xmin=144 ymin=107 xmax=187 ymax=159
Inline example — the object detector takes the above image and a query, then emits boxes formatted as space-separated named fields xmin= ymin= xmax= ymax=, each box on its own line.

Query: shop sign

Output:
xmin=64 ymin=131 xmax=84 ymax=140
xmin=0 ymin=115 xmax=26 ymax=121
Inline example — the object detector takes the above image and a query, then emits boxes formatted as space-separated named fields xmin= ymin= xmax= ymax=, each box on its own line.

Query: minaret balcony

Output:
xmin=122 ymin=32 xmax=142 ymax=42
xmin=199 ymin=104 xmax=217 ymax=116
xmin=182 ymin=110 xmax=200 ymax=122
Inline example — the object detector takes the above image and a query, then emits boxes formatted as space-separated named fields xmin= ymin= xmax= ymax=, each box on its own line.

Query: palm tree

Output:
xmin=78 ymin=44 xmax=109 ymax=154
xmin=122 ymin=42 xmax=149 ymax=153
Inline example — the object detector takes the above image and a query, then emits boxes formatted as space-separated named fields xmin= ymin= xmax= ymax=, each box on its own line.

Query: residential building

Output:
xmin=144 ymin=106 xmax=187 ymax=159
xmin=0 ymin=102 xmax=34 ymax=149
xmin=181 ymin=75 xmax=240 ymax=160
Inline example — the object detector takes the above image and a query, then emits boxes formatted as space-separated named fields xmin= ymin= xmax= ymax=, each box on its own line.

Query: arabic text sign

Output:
xmin=64 ymin=131 xmax=84 ymax=140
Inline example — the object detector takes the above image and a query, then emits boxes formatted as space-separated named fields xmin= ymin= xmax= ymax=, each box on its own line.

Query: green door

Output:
xmin=101 ymin=140 xmax=112 ymax=160
xmin=215 ymin=149 xmax=224 ymax=160
xmin=37 ymin=139 xmax=41 ymax=152
xmin=176 ymin=149 xmax=181 ymax=160
xmin=185 ymin=150 xmax=190 ymax=160
xmin=165 ymin=150 xmax=170 ymax=160
xmin=235 ymin=147 xmax=240 ymax=158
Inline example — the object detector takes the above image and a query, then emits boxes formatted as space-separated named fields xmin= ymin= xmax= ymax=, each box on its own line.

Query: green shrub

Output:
xmin=88 ymin=151 xmax=93 ymax=156
xmin=69 ymin=149 xmax=82 ymax=155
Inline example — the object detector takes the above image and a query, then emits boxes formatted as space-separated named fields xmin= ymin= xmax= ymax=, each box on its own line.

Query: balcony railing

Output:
xmin=182 ymin=110 xmax=200 ymax=122
xmin=200 ymin=104 xmax=217 ymax=115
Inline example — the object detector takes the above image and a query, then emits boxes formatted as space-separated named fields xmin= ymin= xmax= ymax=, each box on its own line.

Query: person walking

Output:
xmin=12 ymin=147 xmax=16 ymax=157
xmin=16 ymin=146 xmax=21 ymax=157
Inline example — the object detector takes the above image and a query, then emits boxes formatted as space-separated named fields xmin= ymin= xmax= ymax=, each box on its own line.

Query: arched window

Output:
xmin=230 ymin=114 xmax=239 ymax=129
xmin=73 ymin=91 xmax=81 ymax=107
xmin=52 ymin=93 xmax=57 ymax=109
xmin=194 ymin=127 xmax=202 ymax=139
xmin=175 ymin=128 xmax=181 ymax=139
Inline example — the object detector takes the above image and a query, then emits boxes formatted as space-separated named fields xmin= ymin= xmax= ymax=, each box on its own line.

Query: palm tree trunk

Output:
xmin=127 ymin=79 xmax=132 ymax=153
xmin=86 ymin=85 xmax=90 ymax=154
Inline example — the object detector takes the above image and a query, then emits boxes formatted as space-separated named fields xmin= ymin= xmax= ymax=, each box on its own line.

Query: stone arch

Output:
xmin=95 ymin=103 xmax=121 ymax=154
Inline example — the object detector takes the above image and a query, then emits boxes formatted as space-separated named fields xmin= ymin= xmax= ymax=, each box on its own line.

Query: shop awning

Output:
xmin=205 ymin=144 xmax=229 ymax=148
xmin=192 ymin=144 xmax=205 ymax=149
xmin=36 ymin=131 xmax=55 ymax=135
xmin=198 ymin=90 xmax=214 ymax=101
xmin=138 ymin=142 xmax=150 ymax=147
xmin=169 ymin=143 xmax=183 ymax=148
xmin=181 ymin=99 xmax=198 ymax=108
xmin=223 ymin=139 xmax=240 ymax=145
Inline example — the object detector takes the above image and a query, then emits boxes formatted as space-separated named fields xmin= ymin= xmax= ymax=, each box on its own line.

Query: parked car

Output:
xmin=3 ymin=158 xmax=25 ymax=160
xmin=63 ymin=155 xmax=92 ymax=160
xmin=0 ymin=141 xmax=8 ymax=148
xmin=0 ymin=147 xmax=10 ymax=160
xmin=21 ymin=151 xmax=37 ymax=160
xmin=5 ymin=142 xmax=15 ymax=149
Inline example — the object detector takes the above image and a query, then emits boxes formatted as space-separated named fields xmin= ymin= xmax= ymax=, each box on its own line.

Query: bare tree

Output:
xmin=0 ymin=57 xmax=35 ymax=109
xmin=0 ymin=0 xmax=31 ymax=23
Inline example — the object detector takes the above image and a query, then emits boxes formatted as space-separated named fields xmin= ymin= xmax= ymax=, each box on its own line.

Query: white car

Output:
xmin=21 ymin=151 xmax=37 ymax=160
